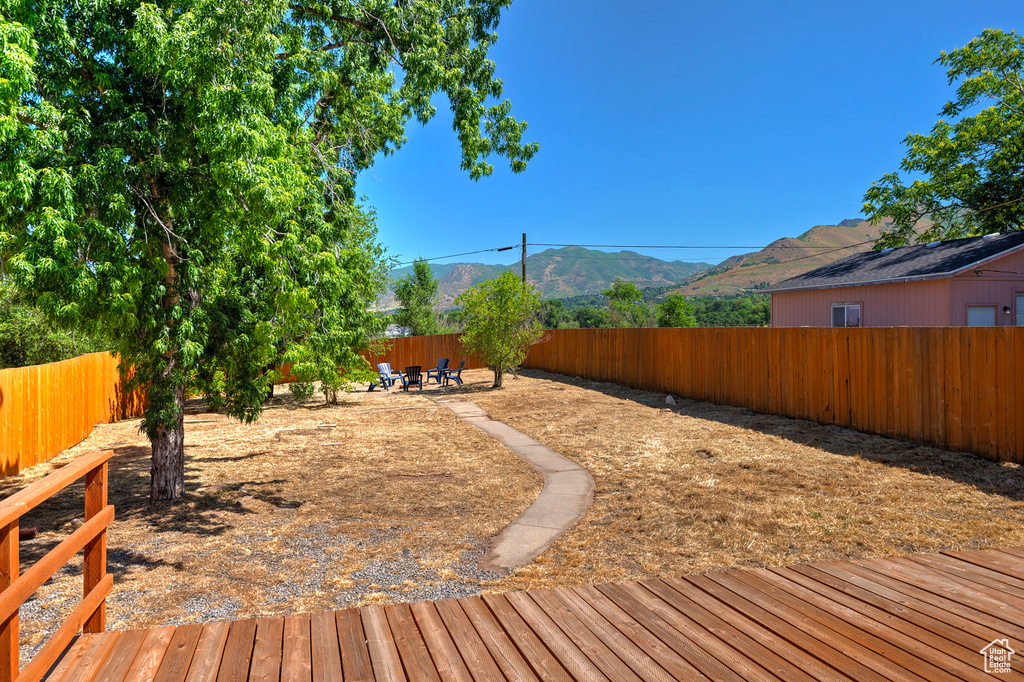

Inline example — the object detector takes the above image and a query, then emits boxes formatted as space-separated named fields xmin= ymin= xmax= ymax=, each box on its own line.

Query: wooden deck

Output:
xmin=44 ymin=547 xmax=1024 ymax=681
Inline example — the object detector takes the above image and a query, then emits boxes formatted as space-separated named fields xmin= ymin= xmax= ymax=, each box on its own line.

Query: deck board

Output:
xmin=539 ymin=588 xmax=677 ymax=682
xmin=42 ymin=547 xmax=1024 ymax=681
xmin=334 ymin=608 xmax=371 ymax=682
xmin=280 ymin=613 xmax=311 ymax=682
xmin=249 ymin=617 xmax=284 ymax=682
xmin=793 ymin=563 xmax=992 ymax=663
xmin=407 ymin=602 xmax=474 ymax=682
xmin=310 ymin=610 xmax=343 ymax=682
xmin=152 ymin=623 xmax=203 ymax=682
xmin=183 ymin=621 xmax=230 ymax=682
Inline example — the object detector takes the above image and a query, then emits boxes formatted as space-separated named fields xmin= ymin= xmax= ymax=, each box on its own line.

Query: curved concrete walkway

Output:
xmin=440 ymin=400 xmax=594 ymax=572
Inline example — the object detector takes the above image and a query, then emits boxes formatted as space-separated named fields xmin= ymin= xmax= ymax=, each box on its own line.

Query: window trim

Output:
xmin=965 ymin=303 xmax=998 ymax=327
xmin=830 ymin=302 xmax=862 ymax=328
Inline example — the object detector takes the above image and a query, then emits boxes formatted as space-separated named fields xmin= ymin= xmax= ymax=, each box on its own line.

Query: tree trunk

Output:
xmin=492 ymin=365 xmax=504 ymax=388
xmin=150 ymin=381 xmax=185 ymax=502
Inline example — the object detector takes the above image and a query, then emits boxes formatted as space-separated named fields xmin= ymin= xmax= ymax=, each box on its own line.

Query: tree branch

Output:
xmin=16 ymin=112 xmax=50 ymax=129
xmin=288 ymin=4 xmax=373 ymax=31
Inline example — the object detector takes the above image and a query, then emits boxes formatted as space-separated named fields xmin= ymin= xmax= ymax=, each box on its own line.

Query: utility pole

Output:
xmin=521 ymin=233 xmax=527 ymax=283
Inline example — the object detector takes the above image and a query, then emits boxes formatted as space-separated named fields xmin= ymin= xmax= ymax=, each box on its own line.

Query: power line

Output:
xmin=532 ymin=255 xmax=714 ymax=263
xmin=395 ymin=245 xmax=516 ymax=266
xmin=396 ymin=241 xmax=859 ymax=266
xmin=529 ymin=243 xmax=841 ymax=249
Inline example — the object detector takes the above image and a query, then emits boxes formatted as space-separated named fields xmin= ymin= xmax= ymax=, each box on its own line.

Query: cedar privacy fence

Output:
xmin=1 ymin=328 xmax=1022 ymax=475
xmin=375 ymin=327 xmax=1024 ymax=465
xmin=0 ymin=353 xmax=145 ymax=477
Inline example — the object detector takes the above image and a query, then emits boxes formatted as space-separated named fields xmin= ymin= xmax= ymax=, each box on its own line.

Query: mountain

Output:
xmin=378 ymin=246 xmax=713 ymax=309
xmin=673 ymin=219 xmax=890 ymax=296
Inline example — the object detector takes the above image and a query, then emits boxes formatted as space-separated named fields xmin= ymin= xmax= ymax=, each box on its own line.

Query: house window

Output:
xmin=967 ymin=305 xmax=996 ymax=327
xmin=831 ymin=303 xmax=861 ymax=328
xmin=1018 ymin=293 xmax=1024 ymax=326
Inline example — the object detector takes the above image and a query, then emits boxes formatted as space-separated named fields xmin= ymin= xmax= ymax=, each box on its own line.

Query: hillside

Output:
xmin=378 ymin=246 xmax=712 ymax=309
xmin=674 ymin=219 xmax=888 ymax=296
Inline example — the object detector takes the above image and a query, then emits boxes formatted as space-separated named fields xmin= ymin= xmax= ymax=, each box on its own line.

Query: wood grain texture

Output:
xmin=36 ymin=546 xmax=1024 ymax=682
xmin=280 ymin=613 xmax=311 ymax=682
xmin=0 ymin=354 xmax=144 ymax=478
xmin=0 ymin=521 xmax=17 ymax=682
xmin=334 ymin=609 xmax=371 ymax=682
xmin=184 ymin=621 xmax=231 ymax=682
xmin=248 ymin=618 xmax=284 ymax=682
xmin=359 ymin=328 xmax=1024 ymax=464
xmin=215 ymin=619 xmax=257 ymax=682
xmin=83 ymin=462 xmax=108 ymax=634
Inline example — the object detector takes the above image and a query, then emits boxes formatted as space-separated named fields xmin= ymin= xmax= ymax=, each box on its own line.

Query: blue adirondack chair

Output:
xmin=401 ymin=366 xmax=423 ymax=391
xmin=442 ymin=359 xmax=466 ymax=386
xmin=426 ymin=358 xmax=449 ymax=384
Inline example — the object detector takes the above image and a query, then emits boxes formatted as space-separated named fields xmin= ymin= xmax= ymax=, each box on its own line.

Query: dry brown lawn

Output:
xmin=471 ymin=369 xmax=1024 ymax=592
xmin=8 ymin=368 xmax=1024 ymax=660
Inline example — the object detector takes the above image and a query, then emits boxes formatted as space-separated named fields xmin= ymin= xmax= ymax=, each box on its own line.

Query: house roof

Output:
xmin=767 ymin=231 xmax=1024 ymax=293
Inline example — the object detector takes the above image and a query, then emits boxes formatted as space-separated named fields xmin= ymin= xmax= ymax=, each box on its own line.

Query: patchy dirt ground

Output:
xmin=7 ymin=377 xmax=540 ymax=662
xmin=7 ymin=368 xmax=1024 ymax=662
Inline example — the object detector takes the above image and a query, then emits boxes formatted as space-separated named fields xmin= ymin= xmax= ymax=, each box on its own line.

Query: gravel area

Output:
xmin=7 ymin=377 xmax=540 ymax=666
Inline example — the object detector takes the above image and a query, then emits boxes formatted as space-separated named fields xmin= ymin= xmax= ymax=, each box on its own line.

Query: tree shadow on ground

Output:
xmin=519 ymin=368 xmax=1024 ymax=502
xmin=11 ymin=445 xmax=301 ymax=546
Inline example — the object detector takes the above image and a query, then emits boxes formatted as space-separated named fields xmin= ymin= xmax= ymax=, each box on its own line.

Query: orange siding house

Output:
xmin=769 ymin=232 xmax=1024 ymax=327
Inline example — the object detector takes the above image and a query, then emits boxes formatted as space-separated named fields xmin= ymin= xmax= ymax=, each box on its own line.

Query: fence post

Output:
xmin=0 ymin=520 xmax=18 ymax=682
xmin=83 ymin=462 xmax=108 ymax=633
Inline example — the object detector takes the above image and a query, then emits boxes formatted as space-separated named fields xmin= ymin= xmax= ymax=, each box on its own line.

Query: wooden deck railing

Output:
xmin=0 ymin=450 xmax=113 ymax=682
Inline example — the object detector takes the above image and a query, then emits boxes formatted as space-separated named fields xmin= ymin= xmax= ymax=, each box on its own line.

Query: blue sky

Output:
xmin=356 ymin=0 xmax=1024 ymax=267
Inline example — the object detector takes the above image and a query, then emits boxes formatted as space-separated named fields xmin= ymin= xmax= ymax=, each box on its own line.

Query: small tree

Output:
xmin=456 ymin=272 xmax=542 ymax=388
xmin=602 ymin=278 xmax=653 ymax=327
xmin=392 ymin=259 xmax=443 ymax=336
xmin=538 ymin=299 xmax=576 ymax=329
xmin=656 ymin=293 xmax=697 ymax=328
xmin=573 ymin=307 xmax=609 ymax=328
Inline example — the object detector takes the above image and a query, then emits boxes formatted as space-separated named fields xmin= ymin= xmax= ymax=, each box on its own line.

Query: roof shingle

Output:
xmin=767 ymin=231 xmax=1024 ymax=293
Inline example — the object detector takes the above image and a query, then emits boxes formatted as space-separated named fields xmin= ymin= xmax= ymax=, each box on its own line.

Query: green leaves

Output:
xmin=656 ymin=293 xmax=696 ymax=328
xmin=455 ymin=271 xmax=540 ymax=388
xmin=0 ymin=0 xmax=533 ymax=498
xmin=602 ymin=278 xmax=654 ymax=327
xmin=392 ymin=258 xmax=443 ymax=336
xmin=864 ymin=29 xmax=1024 ymax=246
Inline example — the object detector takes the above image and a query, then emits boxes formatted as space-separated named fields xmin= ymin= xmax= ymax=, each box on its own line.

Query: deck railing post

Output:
xmin=0 ymin=520 xmax=19 ymax=682
xmin=83 ymin=462 xmax=108 ymax=634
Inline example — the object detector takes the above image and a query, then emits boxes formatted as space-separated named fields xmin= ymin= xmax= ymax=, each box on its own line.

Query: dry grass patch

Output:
xmin=470 ymin=369 xmax=1024 ymax=593
xmin=7 ymin=367 xmax=1024 ymax=661
xmin=6 ymin=379 xmax=539 ymax=661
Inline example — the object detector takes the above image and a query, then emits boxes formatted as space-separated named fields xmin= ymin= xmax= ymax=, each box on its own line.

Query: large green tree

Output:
xmin=602 ymin=278 xmax=653 ymax=327
xmin=392 ymin=259 xmax=443 ymax=336
xmin=656 ymin=293 xmax=696 ymax=328
xmin=0 ymin=0 xmax=536 ymax=501
xmin=456 ymin=271 xmax=540 ymax=388
xmin=864 ymin=29 xmax=1024 ymax=246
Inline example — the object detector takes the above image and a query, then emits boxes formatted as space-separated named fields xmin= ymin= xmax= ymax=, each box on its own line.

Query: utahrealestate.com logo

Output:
xmin=981 ymin=639 xmax=1015 ymax=674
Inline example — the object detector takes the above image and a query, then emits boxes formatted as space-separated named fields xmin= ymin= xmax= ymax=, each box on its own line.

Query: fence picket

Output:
xmin=0 ymin=354 xmax=145 ymax=476
xmin=527 ymin=327 xmax=1019 ymax=463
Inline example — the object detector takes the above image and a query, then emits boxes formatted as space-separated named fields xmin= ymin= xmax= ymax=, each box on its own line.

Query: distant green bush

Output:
xmin=0 ymin=283 xmax=110 ymax=369
xmin=691 ymin=295 xmax=770 ymax=327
